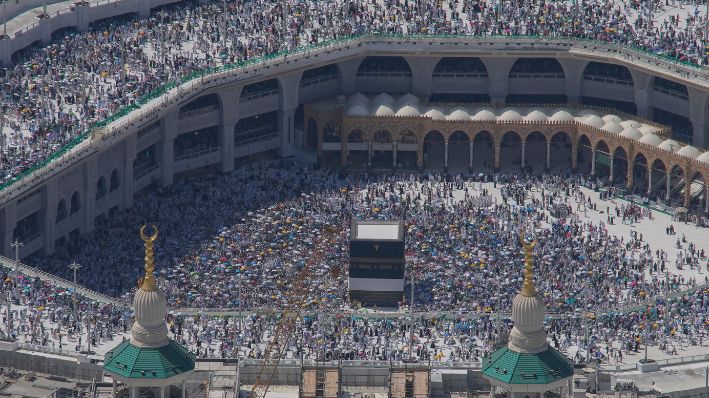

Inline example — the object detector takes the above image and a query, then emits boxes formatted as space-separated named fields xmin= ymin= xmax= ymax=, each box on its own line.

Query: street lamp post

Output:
xmin=10 ymin=239 xmax=22 ymax=302
xmin=86 ymin=304 xmax=92 ymax=354
xmin=234 ymin=270 xmax=242 ymax=398
xmin=2 ymin=0 xmax=7 ymax=39
xmin=68 ymin=262 xmax=81 ymax=329
xmin=222 ymin=0 xmax=227 ymax=60
xmin=408 ymin=269 xmax=414 ymax=361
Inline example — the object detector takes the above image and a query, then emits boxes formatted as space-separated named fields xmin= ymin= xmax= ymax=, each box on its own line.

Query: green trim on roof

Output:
xmin=103 ymin=340 xmax=195 ymax=379
xmin=482 ymin=346 xmax=573 ymax=385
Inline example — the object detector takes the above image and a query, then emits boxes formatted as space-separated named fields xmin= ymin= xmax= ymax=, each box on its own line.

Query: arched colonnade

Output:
xmin=306 ymin=114 xmax=709 ymax=211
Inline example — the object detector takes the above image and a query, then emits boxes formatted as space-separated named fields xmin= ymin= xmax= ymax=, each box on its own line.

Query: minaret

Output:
xmin=130 ymin=226 xmax=170 ymax=348
xmin=506 ymin=236 xmax=548 ymax=354
xmin=104 ymin=225 xmax=195 ymax=398
xmin=482 ymin=231 xmax=574 ymax=398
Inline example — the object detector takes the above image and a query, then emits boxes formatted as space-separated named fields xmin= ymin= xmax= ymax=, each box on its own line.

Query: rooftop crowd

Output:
xmin=0 ymin=159 xmax=707 ymax=363
xmin=1 ymin=0 xmax=708 ymax=187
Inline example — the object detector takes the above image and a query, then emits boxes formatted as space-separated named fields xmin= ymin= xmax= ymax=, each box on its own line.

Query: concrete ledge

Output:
xmin=0 ymin=339 xmax=19 ymax=351
xmin=636 ymin=360 xmax=659 ymax=373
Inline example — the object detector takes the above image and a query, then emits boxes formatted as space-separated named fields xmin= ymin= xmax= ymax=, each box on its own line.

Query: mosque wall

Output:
xmin=1 ymin=37 xmax=709 ymax=259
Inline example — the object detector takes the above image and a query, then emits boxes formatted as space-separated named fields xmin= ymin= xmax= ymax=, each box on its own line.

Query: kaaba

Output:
xmin=349 ymin=220 xmax=405 ymax=307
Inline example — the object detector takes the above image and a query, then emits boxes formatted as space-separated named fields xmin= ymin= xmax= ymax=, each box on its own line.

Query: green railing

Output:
xmin=1 ymin=33 xmax=706 ymax=195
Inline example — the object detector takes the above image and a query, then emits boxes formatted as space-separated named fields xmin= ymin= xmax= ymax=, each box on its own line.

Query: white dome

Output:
xmin=620 ymin=120 xmax=641 ymax=129
xmin=346 ymin=104 xmax=370 ymax=116
xmin=581 ymin=115 xmax=605 ymax=128
xmin=396 ymin=105 xmax=420 ymax=117
xmin=697 ymin=151 xmax=709 ymax=164
xmin=498 ymin=109 xmax=523 ymax=122
xmin=577 ymin=109 xmax=598 ymax=117
xmin=371 ymin=93 xmax=395 ymax=108
xmin=602 ymin=114 xmax=622 ymax=123
xmin=658 ymin=139 xmax=680 ymax=152
xmin=638 ymin=125 xmax=657 ymax=135
xmin=601 ymin=121 xmax=623 ymax=134
xmin=620 ymin=127 xmax=643 ymax=140
xmin=639 ymin=133 xmax=663 ymax=146
xmin=472 ymin=109 xmax=497 ymax=121
xmin=396 ymin=93 xmax=420 ymax=108
xmin=447 ymin=108 xmax=471 ymax=121
xmin=525 ymin=110 xmax=548 ymax=122
xmin=676 ymin=145 xmax=702 ymax=159
xmin=550 ymin=110 xmax=574 ymax=122
xmin=507 ymin=293 xmax=548 ymax=354
xmin=373 ymin=104 xmax=395 ymax=117
xmin=424 ymin=107 xmax=446 ymax=120
xmin=346 ymin=93 xmax=369 ymax=107
xmin=131 ymin=288 xmax=170 ymax=348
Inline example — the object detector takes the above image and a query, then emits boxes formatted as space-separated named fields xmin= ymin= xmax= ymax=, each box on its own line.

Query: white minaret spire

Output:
xmin=130 ymin=225 xmax=170 ymax=348
xmin=507 ymin=232 xmax=547 ymax=354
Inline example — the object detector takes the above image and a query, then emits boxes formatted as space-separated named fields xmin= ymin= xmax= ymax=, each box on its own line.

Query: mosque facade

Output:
xmin=2 ymin=36 xmax=709 ymax=262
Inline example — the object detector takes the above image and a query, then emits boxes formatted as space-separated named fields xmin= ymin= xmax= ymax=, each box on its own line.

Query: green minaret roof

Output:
xmin=103 ymin=226 xmax=195 ymax=381
xmin=482 ymin=345 xmax=574 ymax=385
xmin=103 ymin=340 xmax=195 ymax=380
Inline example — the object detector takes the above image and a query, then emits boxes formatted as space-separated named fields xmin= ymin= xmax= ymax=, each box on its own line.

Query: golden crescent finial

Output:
xmin=140 ymin=225 xmax=159 ymax=242
xmin=139 ymin=224 xmax=159 ymax=291
xmin=519 ymin=229 xmax=537 ymax=297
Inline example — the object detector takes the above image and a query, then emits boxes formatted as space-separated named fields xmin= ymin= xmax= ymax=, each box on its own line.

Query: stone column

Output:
xmin=481 ymin=58 xmax=516 ymax=105
xmin=75 ymin=3 xmax=89 ymax=32
xmin=82 ymin=156 xmax=97 ymax=235
xmin=631 ymin=70 xmax=652 ymax=119
xmin=0 ymin=38 xmax=11 ymax=66
xmin=705 ymin=183 xmax=709 ymax=212
xmin=609 ymin=155 xmax=614 ymax=182
xmin=626 ymin=162 xmax=634 ymax=190
xmin=417 ymin=143 xmax=424 ymax=169
xmin=557 ymin=58 xmax=586 ymax=105
xmin=688 ymin=86 xmax=709 ymax=148
xmin=112 ymin=379 xmax=117 ymax=398
xmin=404 ymin=56 xmax=438 ymax=98
xmin=683 ymin=171 xmax=691 ymax=207
xmin=469 ymin=141 xmax=474 ymax=170
xmin=340 ymin=141 xmax=348 ymax=167
xmin=590 ymin=150 xmax=596 ymax=175
xmin=393 ymin=142 xmax=397 ymax=168
xmin=129 ymin=387 xmax=138 ymax=398
xmin=666 ymin=172 xmax=671 ymax=202
xmin=42 ymin=178 xmax=58 ymax=255
xmin=138 ymin=0 xmax=150 ymax=18
xmin=520 ymin=142 xmax=526 ymax=169
xmin=444 ymin=142 xmax=449 ymax=168
xmin=690 ymin=119 xmax=707 ymax=148
xmin=123 ymin=134 xmax=136 ymax=210
xmin=181 ymin=380 xmax=187 ymax=398
xmin=647 ymin=165 xmax=653 ymax=195
xmin=546 ymin=142 xmax=551 ymax=170
xmin=161 ymin=110 xmax=179 ymax=187
xmin=1 ymin=201 xmax=17 ymax=257
xmin=278 ymin=72 xmax=300 ymax=158
xmin=219 ymin=91 xmax=239 ymax=173
xmin=571 ymin=140 xmax=578 ymax=172
xmin=279 ymin=107 xmax=296 ymax=158
xmin=494 ymin=144 xmax=501 ymax=171
xmin=38 ymin=16 xmax=52 ymax=45
xmin=367 ymin=142 xmax=372 ymax=167
xmin=338 ymin=58 xmax=361 ymax=95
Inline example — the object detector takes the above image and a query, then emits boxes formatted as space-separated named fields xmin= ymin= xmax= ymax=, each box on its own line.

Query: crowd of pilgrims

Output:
xmin=0 ymin=160 xmax=706 ymax=362
xmin=1 ymin=0 xmax=708 ymax=186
